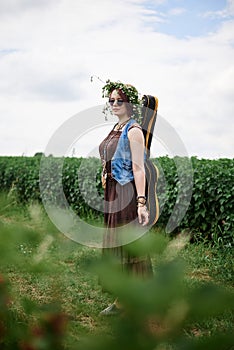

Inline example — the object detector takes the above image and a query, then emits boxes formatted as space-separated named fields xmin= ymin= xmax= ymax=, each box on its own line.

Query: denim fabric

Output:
xmin=111 ymin=119 xmax=145 ymax=186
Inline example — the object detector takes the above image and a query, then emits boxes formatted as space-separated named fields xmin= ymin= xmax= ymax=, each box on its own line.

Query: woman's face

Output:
xmin=109 ymin=89 xmax=129 ymax=118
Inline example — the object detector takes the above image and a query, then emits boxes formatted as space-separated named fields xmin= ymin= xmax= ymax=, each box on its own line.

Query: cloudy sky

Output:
xmin=0 ymin=0 xmax=233 ymax=159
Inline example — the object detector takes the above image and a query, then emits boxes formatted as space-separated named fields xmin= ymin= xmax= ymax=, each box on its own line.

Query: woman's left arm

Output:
xmin=128 ymin=127 xmax=149 ymax=226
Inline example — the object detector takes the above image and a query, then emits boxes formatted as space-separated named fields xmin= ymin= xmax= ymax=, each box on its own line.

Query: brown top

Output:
xmin=99 ymin=123 xmax=142 ymax=173
xmin=99 ymin=129 xmax=121 ymax=174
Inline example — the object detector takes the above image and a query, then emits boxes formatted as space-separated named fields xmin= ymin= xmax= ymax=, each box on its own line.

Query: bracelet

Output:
xmin=136 ymin=195 xmax=147 ymax=206
xmin=137 ymin=201 xmax=146 ymax=205
xmin=136 ymin=195 xmax=147 ymax=201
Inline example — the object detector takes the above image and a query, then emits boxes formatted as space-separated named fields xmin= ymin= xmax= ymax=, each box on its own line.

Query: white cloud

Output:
xmin=0 ymin=0 xmax=57 ymax=15
xmin=0 ymin=0 xmax=233 ymax=158
xmin=202 ymin=0 xmax=234 ymax=19
xmin=228 ymin=0 xmax=234 ymax=14
xmin=168 ymin=7 xmax=187 ymax=16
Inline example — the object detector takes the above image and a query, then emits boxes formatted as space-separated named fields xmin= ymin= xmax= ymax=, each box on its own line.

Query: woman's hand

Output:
xmin=138 ymin=205 xmax=149 ymax=226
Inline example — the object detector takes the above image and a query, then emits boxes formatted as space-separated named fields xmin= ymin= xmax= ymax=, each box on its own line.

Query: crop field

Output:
xmin=0 ymin=156 xmax=233 ymax=349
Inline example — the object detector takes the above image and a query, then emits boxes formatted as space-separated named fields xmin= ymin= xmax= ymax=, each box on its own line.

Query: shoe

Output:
xmin=99 ymin=303 xmax=121 ymax=316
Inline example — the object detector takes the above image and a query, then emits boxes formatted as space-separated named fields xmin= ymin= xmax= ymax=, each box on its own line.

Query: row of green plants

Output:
xmin=0 ymin=155 xmax=233 ymax=246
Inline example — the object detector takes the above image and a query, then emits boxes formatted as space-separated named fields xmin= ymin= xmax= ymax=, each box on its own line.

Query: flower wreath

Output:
xmin=102 ymin=79 xmax=142 ymax=123
xmin=102 ymin=79 xmax=140 ymax=104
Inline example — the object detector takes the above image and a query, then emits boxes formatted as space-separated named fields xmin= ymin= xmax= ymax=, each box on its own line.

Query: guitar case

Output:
xmin=141 ymin=95 xmax=159 ymax=226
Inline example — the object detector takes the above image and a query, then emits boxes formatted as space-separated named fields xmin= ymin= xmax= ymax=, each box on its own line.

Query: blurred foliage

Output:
xmin=0 ymin=155 xmax=233 ymax=246
xmin=82 ymin=236 xmax=234 ymax=350
xmin=0 ymin=193 xmax=233 ymax=349
xmin=0 ymin=193 xmax=68 ymax=349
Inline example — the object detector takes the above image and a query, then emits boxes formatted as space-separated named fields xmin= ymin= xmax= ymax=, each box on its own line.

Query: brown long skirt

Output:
xmin=103 ymin=176 xmax=153 ymax=277
xmin=99 ymin=128 xmax=152 ymax=277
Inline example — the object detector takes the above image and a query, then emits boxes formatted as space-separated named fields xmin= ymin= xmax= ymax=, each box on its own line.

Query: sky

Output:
xmin=0 ymin=0 xmax=234 ymax=159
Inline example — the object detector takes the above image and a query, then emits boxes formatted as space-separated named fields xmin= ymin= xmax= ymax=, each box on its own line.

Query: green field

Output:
xmin=0 ymin=193 xmax=233 ymax=349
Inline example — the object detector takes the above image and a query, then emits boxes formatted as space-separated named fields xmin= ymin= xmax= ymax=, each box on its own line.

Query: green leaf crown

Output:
xmin=102 ymin=80 xmax=140 ymax=105
xmin=102 ymin=80 xmax=142 ymax=122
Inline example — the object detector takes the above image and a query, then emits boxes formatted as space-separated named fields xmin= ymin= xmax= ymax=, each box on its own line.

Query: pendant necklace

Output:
xmin=115 ymin=118 xmax=131 ymax=131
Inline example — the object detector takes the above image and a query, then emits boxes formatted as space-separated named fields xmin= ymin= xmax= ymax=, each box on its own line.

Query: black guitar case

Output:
xmin=141 ymin=95 xmax=159 ymax=226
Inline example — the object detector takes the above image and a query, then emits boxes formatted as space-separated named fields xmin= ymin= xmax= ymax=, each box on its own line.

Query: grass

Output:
xmin=180 ymin=243 xmax=234 ymax=341
xmin=0 ymin=192 xmax=233 ymax=349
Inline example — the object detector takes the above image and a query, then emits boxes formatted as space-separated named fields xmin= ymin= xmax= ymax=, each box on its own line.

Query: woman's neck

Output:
xmin=115 ymin=116 xmax=131 ymax=131
xmin=117 ymin=115 xmax=130 ymax=125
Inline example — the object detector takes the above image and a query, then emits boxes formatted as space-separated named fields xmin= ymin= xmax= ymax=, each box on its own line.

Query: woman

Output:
xmin=99 ymin=81 xmax=153 ymax=315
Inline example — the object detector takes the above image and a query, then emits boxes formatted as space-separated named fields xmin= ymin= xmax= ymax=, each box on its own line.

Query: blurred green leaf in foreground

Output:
xmin=83 ymin=230 xmax=234 ymax=350
xmin=0 ymin=191 xmax=233 ymax=349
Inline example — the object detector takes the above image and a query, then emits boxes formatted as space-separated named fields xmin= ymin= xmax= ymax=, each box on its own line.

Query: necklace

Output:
xmin=115 ymin=118 xmax=131 ymax=131
xmin=103 ymin=118 xmax=130 ymax=161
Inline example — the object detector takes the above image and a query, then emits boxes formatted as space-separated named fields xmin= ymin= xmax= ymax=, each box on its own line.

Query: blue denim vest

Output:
xmin=111 ymin=119 xmax=145 ymax=186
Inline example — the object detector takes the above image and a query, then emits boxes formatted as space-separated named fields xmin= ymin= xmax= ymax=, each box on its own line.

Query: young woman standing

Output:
xmin=99 ymin=81 xmax=153 ymax=315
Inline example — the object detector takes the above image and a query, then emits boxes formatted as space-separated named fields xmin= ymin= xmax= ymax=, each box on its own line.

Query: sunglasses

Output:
xmin=109 ymin=98 xmax=124 ymax=106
